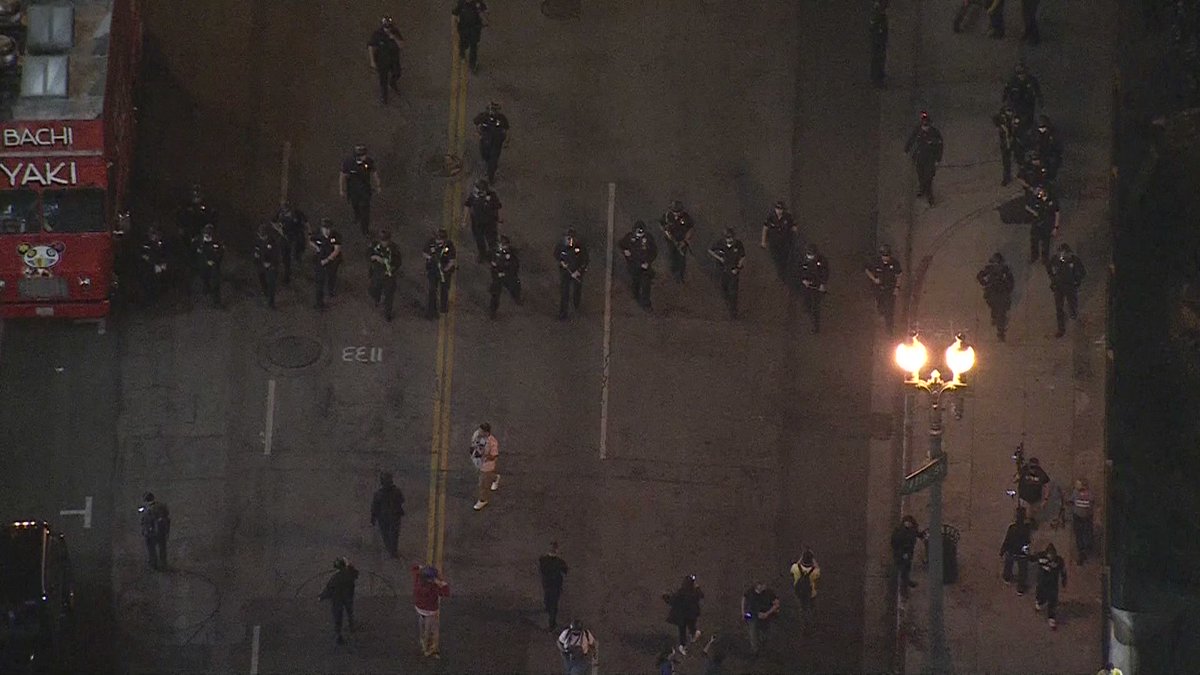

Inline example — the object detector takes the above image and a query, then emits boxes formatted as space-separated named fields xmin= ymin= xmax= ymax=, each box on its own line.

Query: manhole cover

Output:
xmin=424 ymin=153 xmax=463 ymax=177
xmin=540 ymin=0 xmax=580 ymax=20
xmin=269 ymin=336 xmax=323 ymax=369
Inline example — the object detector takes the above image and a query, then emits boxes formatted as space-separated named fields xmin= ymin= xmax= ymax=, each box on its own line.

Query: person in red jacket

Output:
xmin=412 ymin=564 xmax=451 ymax=658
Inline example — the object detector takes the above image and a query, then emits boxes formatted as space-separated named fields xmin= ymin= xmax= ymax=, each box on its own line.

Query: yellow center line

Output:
xmin=427 ymin=16 xmax=470 ymax=569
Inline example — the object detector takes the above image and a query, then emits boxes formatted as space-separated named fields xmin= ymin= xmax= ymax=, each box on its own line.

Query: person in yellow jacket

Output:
xmin=789 ymin=549 xmax=821 ymax=634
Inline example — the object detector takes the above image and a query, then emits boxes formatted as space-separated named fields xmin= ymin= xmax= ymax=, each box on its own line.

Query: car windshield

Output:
xmin=0 ymin=190 xmax=40 ymax=235
xmin=0 ymin=528 xmax=42 ymax=605
xmin=42 ymin=189 xmax=106 ymax=233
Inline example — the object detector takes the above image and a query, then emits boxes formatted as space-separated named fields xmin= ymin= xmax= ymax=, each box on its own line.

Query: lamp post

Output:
xmin=894 ymin=332 xmax=976 ymax=674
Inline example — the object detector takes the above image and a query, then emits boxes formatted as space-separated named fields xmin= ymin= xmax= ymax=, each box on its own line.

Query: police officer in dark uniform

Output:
xmin=760 ymin=200 xmax=797 ymax=282
xmin=139 ymin=492 xmax=171 ymax=571
xmin=1017 ymin=150 xmax=1050 ymax=200
xmin=660 ymin=200 xmax=695 ymax=283
xmin=451 ymin=0 xmax=488 ymax=72
xmin=488 ymin=235 xmax=521 ymax=319
xmin=310 ymin=218 xmax=343 ymax=309
xmin=191 ymin=223 xmax=223 ymax=307
xmin=1047 ymin=243 xmax=1085 ymax=338
xmin=474 ymin=102 xmax=509 ymax=183
xmin=268 ymin=219 xmax=293 ymax=286
xmin=370 ymin=472 xmax=405 ymax=558
xmin=274 ymin=201 xmax=309 ymax=267
xmin=462 ymin=179 xmax=502 ymax=262
xmin=138 ymin=226 xmax=169 ymax=304
xmin=708 ymin=228 xmax=746 ymax=319
xmin=904 ymin=111 xmax=944 ymax=205
xmin=1021 ymin=0 xmax=1041 ymax=45
xmin=1034 ymin=543 xmax=1066 ymax=629
xmin=339 ymin=145 xmax=381 ymax=236
xmin=554 ymin=228 xmax=589 ymax=320
xmin=865 ymin=245 xmax=902 ymax=333
xmin=1033 ymin=115 xmax=1063 ymax=180
xmin=368 ymin=16 xmax=404 ymax=104
xmin=618 ymin=220 xmax=657 ymax=310
xmin=977 ymin=252 xmax=1015 ymax=341
xmin=797 ymin=243 xmax=830 ymax=334
xmin=177 ymin=184 xmax=214 ymax=247
xmin=253 ymin=223 xmax=283 ymax=309
xmin=869 ymin=0 xmax=889 ymax=85
xmin=368 ymin=230 xmax=402 ymax=321
xmin=1025 ymin=186 xmax=1059 ymax=265
xmin=993 ymin=105 xmax=1021 ymax=186
xmin=423 ymin=229 xmax=456 ymax=319
xmin=1002 ymin=62 xmax=1043 ymax=127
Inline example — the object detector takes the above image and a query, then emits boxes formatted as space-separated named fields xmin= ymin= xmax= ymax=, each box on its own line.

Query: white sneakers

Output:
xmin=473 ymin=500 xmax=488 ymax=511
xmin=491 ymin=475 xmax=500 ymax=491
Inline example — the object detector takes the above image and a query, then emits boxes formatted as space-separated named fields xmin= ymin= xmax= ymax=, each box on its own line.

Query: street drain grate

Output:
xmin=424 ymin=153 xmax=464 ymax=177
xmin=540 ymin=0 xmax=580 ymax=20
xmin=268 ymin=336 xmax=323 ymax=369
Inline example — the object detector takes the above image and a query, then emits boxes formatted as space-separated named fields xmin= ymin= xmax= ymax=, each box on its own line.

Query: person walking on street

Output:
xmin=423 ymin=229 xmax=456 ymax=319
xmin=370 ymin=472 xmax=405 ymax=558
xmin=489 ymin=235 xmax=522 ymax=318
xmin=865 ymin=245 xmax=903 ymax=333
xmin=412 ymin=564 xmax=450 ymax=658
xmin=1003 ymin=62 xmax=1044 ymax=128
xmin=741 ymin=580 xmax=781 ymax=657
xmin=463 ymin=179 xmax=503 ymax=262
xmin=891 ymin=515 xmax=926 ymax=593
xmin=557 ymin=619 xmax=599 ymax=675
xmin=318 ymin=557 xmax=359 ymax=645
xmin=904 ymin=111 xmax=944 ymax=205
xmin=986 ymin=0 xmax=1006 ymax=39
xmin=274 ymin=201 xmax=308 ymax=270
xmin=177 ymin=183 xmax=215 ymax=247
xmin=1048 ymin=244 xmax=1085 ymax=338
xmin=339 ymin=144 xmax=381 ymax=236
xmin=1025 ymin=186 xmax=1059 ymax=266
xmin=138 ymin=227 xmax=169 ymax=304
xmin=474 ymin=102 xmax=510 ymax=183
xmin=789 ymin=549 xmax=821 ymax=635
xmin=1016 ymin=456 xmax=1051 ymax=523
xmin=367 ymin=16 xmax=404 ymax=104
xmin=708 ymin=228 xmax=746 ymax=319
xmin=368 ymin=230 xmax=402 ymax=321
xmin=1021 ymin=0 xmax=1041 ymax=44
xmin=760 ymin=200 xmax=797 ymax=281
xmin=993 ymin=104 xmax=1021 ymax=186
xmin=1034 ymin=114 xmax=1064 ymax=180
xmin=310 ymin=218 xmax=343 ymax=310
xmin=253 ymin=223 xmax=282 ymax=309
xmin=660 ymin=200 xmax=695 ymax=283
xmin=139 ymin=492 xmax=171 ymax=571
xmin=1034 ymin=543 xmax=1067 ymax=629
xmin=663 ymin=575 xmax=704 ymax=655
xmin=470 ymin=422 xmax=500 ymax=511
xmin=555 ymin=229 xmax=589 ymax=320
xmin=869 ymin=0 xmax=889 ymax=86
xmin=1069 ymin=478 xmax=1095 ymax=564
xmin=452 ymin=0 xmax=488 ymax=72
xmin=999 ymin=506 xmax=1033 ymax=595
xmin=539 ymin=541 xmax=569 ymax=631
xmin=191 ymin=224 xmax=224 ymax=308
xmin=618 ymin=220 xmax=658 ymax=310
xmin=798 ymin=244 xmax=830 ymax=334
xmin=977 ymin=252 xmax=1015 ymax=341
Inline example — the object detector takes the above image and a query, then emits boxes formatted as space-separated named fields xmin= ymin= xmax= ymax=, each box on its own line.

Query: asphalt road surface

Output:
xmin=1 ymin=1 xmax=885 ymax=673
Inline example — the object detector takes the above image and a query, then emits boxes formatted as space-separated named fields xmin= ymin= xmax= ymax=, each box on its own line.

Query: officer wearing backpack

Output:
xmin=789 ymin=549 xmax=821 ymax=632
xmin=139 ymin=492 xmax=171 ymax=571
xmin=556 ymin=619 xmax=599 ymax=675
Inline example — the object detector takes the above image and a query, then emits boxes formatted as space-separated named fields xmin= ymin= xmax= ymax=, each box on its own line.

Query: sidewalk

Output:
xmin=863 ymin=1 xmax=1114 ymax=673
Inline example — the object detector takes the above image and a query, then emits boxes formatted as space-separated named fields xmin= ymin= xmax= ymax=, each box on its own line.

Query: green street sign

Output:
xmin=900 ymin=456 xmax=948 ymax=495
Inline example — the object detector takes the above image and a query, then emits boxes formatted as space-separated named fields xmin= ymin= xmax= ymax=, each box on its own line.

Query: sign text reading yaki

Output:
xmin=3 ymin=126 xmax=75 ymax=148
xmin=0 ymin=161 xmax=79 ymax=187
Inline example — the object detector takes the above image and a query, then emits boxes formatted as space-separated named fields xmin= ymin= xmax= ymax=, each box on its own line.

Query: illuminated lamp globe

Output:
xmin=894 ymin=335 xmax=928 ymax=378
xmin=945 ymin=336 xmax=976 ymax=380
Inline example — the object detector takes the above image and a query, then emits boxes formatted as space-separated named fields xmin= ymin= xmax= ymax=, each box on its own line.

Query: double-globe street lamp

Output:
xmin=894 ymin=333 xmax=976 ymax=674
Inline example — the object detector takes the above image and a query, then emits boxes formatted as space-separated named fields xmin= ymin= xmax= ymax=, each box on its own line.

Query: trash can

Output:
xmin=942 ymin=524 xmax=960 ymax=584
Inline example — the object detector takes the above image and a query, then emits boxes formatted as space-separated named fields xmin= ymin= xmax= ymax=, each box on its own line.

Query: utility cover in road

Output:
xmin=901 ymin=456 xmax=947 ymax=495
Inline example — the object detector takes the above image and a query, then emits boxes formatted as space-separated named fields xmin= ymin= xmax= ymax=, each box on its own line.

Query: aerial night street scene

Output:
xmin=3 ymin=0 xmax=1200 ymax=674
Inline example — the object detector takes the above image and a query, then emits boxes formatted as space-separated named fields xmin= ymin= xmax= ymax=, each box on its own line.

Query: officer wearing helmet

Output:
xmin=368 ymin=230 xmax=402 ymax=321
xmin=1003 ymin=62 xmax=1043 ymax=125
xmin=1025 ymin=185 xmax=1059 ymax=265
xmin=618 ymin=219 xmax=658 ymax=309
xmin=1033 ymin=114 xmax=1063 ymax=180
xmin=368 ymin=16 xmax=405 ymax=104
xmin=339 ymin=144 xmax=381 ymax=236
xmin=473 ymin=101 xmax=510 ymax=183
xmin=977 ymin=252 xmax=1015 ymax=341
xmin=864 ymin=245 xmax=902 ymax=333
xmin=191 ymin=223 xmax=224 ymax=307
xmin=318 ymin=557 xmax=359 ymax=645
xmin=904 ymin=111 xmax=944 ymax=205
xmin=423 ymin=228 xmax=457 ymax=319
xmin=489 ymin=234 xmax=521 ymax=318
xmin=797 ymin=243 xmax=830 ymax=333
xmin=554 ymin=228 xmax=589 ymax=320
xmin=252 ymin=223 xmax=283 ymax=309
xmin=138 ymin=226 xmax=169 ymax=305
xmin=177 ymin=183 xmax=214 ymax=246
xmin=760 ymin=200 xmax=797 ymax=281
xmin=1047 ymin=243 xmax=1085 ymax=338
xmin=451 ymin=0 xmax=489 ymax=72
xmin=310 ymin=218 xmax=343 ymax=309
xmin=708 ymin=227 xmax=747 ymax=319
xmin=660 ymin=200 xmax=695 ymax=283
xmin=462 ymin=178 xmax=503 ymax=262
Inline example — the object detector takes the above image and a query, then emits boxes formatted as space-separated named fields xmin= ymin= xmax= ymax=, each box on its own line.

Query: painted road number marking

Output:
xmin=59 ymin=496 xmax=92 ymax=529
xmin=342 ymin=346 xmax=383 ymax=363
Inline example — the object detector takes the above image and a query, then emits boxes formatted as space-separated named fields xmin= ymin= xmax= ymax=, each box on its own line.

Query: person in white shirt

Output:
xmin=470 ymin=422 xmax=500 ymax=511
